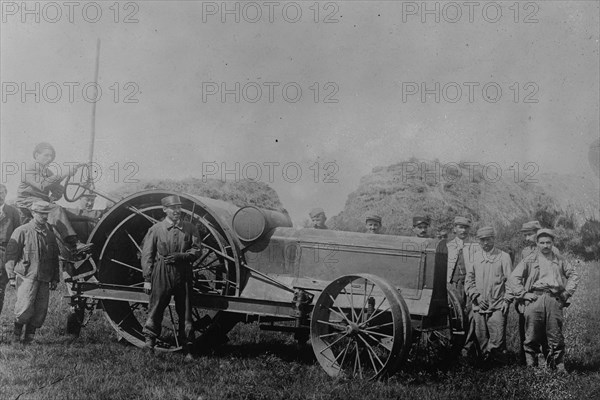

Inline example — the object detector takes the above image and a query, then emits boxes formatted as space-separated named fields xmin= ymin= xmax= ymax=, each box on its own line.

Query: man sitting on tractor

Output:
xmin=15 ymin=142 xmax=92 ymax=257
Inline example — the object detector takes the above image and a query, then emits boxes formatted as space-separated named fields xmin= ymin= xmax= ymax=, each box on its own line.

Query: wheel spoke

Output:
xmin=110 ymin=258 xmax=143 ymax=273
xmin=125 ymin=231 xmax=143 ymax=253
xmin=363 ymin=321 xmax=394 ymax=330
xmin=346 ymin=283 xmax=359 ymax=322
xmin=361 ymin=300 xmax=390 ymax=326
xmin=334 ymin=337 xmax=353 ymax=370
xmin=319 ymin=332 xmax=350 ymax=354
xmin=328 ymin=295 xmax=352 ymax=325
xmin=357 ymin=334 xmax=385 ymax=369
xmin=354 ymin=341 xmax=363 ymax=379
xmin=316 ymin=319 xmax=346 ymax=330
xmin=361 ymin=330 xmax=394 ymax=352
xmin=358 ymin=280 xmax=376 ymax=323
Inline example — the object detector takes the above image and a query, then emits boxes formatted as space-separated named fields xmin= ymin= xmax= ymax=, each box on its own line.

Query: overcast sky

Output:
xmin=1 ymin=1 xmax=598 ymax=224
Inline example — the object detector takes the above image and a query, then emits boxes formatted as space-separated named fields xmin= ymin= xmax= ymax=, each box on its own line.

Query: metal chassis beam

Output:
xmin=71 ymin=281 xmax=302 ymax=319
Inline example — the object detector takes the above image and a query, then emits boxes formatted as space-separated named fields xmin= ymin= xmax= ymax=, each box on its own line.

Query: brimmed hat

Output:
xmin=536 ymin=228 xmax=555 ymax=240
xmin=309 ymin=207 xmax=325 ymax=218
xmin=476 ymin=226 xmax=495 ymax=239
xmin=365 ymin=214 xmax=382 ymax=224
xmin=161 ymin=195 xmax=183 ymax=207
xmin=520 ymin=220 xmax=542 ymax=232
xmin=453 ymin=216 xmax=471 ymax=227
xmin=413 ymin=216 xmax=430 ymax=226
xmin=30 ymin=200 xmax=52 ymax=213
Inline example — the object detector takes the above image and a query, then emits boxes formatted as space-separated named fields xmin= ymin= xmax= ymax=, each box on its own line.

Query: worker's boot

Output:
xmin=525 ymin=352 xmax=538 ymax=368
xmin=23 ymin=326 xmax=36 ymax=345
xmin=144 ymin=336 xmax=156 ymax=353
xmin=183 ymin=342 xmax=195 ymax=362
xmin=13 ymin=322 xmax=24 ymax=344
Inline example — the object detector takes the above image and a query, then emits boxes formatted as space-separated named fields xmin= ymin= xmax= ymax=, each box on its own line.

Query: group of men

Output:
xmin=309 ymin=208 xmax=580 ymax=372
xmin=0 ymin=142 xmax=582 ymax=370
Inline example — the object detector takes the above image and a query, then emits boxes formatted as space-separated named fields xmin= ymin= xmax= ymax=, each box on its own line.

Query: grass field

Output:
xmin=1 ymin=261 xmax=599 ymax=400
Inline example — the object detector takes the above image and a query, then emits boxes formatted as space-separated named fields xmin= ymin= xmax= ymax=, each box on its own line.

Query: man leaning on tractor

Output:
xmin=446 ymin=216 xmax=479 ymax=358
xmin=142 ymin=195 xmax=202 ymax=360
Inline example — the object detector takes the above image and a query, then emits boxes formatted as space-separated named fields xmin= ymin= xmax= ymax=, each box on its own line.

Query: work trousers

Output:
xmin=14 ymin=276 xmax=51 ymax=329
xmin=524 ymin=293 xmax=565 ymax=367
xmin=450 ymin=279 xmax=478 ymax=354
xmin=0 ymin=248 xmax=7 ymax=315
xmin=473 ymin=309 xmax=506 ymax=358
xmin=143 ymin=263 xmax=193 ymax=344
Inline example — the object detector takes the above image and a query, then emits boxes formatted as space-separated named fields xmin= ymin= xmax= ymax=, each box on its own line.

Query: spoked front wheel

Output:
xmin=310 ymin=274 xmax=412 ymax=380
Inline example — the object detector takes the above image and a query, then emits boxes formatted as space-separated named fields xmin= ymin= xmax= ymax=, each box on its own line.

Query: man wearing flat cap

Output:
xmin=509 ymin=229 xmax=579 ymax=373
xmin=412 ymin=216 xmax=430 ymax=238
xmin=142 ymin=195 xmax=202 ymax=359
xmin=446 ymin=216 xmax=478 ymax=357
xmin=465 ymin=226 xmax=513 ymax=363
xmin=309 ymin=208 xmax=328 ymax=230
xmin=365 ymin=214 xmax=382 ymax=234
xmin=514 ymin=220 xmax=559 ymax=364
xmin=4 ymin=201 xmax=60 ymax=344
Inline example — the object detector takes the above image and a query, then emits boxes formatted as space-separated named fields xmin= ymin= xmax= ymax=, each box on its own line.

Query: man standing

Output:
xmin=4 ymin=201 xmax=60 ymax=344
xmin=0 ymin=184 xmax=21 ymax=317
xmin=365 ymin=214 xmax=382 ymax=234
xmin=309 ymin=208 xmax=328 ymax=230
xmin=510 ymin=229 xmax=579 ymax=373
xmin=412 ymin=216 xmax=430 ymax=238
xmin=446 ymin=216 xmax=478 ymax=357
xmin=142 ymin=195 xmax=202 ymax=359
xmin=465 ymin=227 xmax=513 ymax=363
xmin=514 ymin=220 xmax=561 ymax=364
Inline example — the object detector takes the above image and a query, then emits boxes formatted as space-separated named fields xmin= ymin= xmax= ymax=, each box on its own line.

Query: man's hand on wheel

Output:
xmin=9 ymin=278 xmax=16 ymax=289
xmin=144 ymin=282 xmax=151 ymax=294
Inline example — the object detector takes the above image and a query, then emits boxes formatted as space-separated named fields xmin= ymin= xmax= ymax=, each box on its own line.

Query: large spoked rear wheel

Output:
xmin=99 ymin=203 xmax=239 ymax=351
xmin=409 ymin=287 xmax=466 ymax=366
xmin=310 ymin=274 xmax=412 ymax=380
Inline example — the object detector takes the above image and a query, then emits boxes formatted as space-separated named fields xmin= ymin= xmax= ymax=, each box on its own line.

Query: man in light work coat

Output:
xmin=309 ymin=208 xmax=328 ymax=229
xmin=509 ymin=229 xmax=579 ymax=373
xmin=465 ymin=226 xmax=513 ymax=363
xmin=4 ymin=201 xmax=60 ymax=344
xmin=0 ymin=184 xmax=21 ymax=318
xmin=446 ymin=216 xmax=479 ymax=357
xmin=142 ymin=195 xmax=202 ymax=359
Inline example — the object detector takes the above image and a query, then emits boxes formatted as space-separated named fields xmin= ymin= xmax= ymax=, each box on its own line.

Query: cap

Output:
xmin=365 ymin=214 xmax=382 ymax=224
xmin=413 ymin=216 xmax=430 ymax=226
xmin=161 ymin=195 xmax=183 ymax=207
xmin=309 ymin=207 xmax=325 ymax=218
xmin=30 ymin=200 xmax=52 ymax=213
xmin=521 ymin=220 xmax=542 ymax=232
xmin=453 ymin=216 xmax=471 ymax=227
xmin=476 ymin=226 xmax=495 ymax=239
xmin=536 ymin=228 xmax=555 ymax=240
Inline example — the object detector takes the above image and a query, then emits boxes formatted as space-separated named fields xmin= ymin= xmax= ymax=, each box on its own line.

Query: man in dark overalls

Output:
xmin=142 ymin=195 xmax=202 ymax=359
xmin=446 ymin=216 xmax=479 ymax=358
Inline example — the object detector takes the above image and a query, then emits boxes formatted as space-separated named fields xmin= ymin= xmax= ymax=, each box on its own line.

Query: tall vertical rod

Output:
xmin=88 ymin=39 xmax=101 ymax=174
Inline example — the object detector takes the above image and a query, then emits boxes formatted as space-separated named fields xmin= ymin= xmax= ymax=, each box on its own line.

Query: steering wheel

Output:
xmin=64 ymin=165 xmax=95 ymax=202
